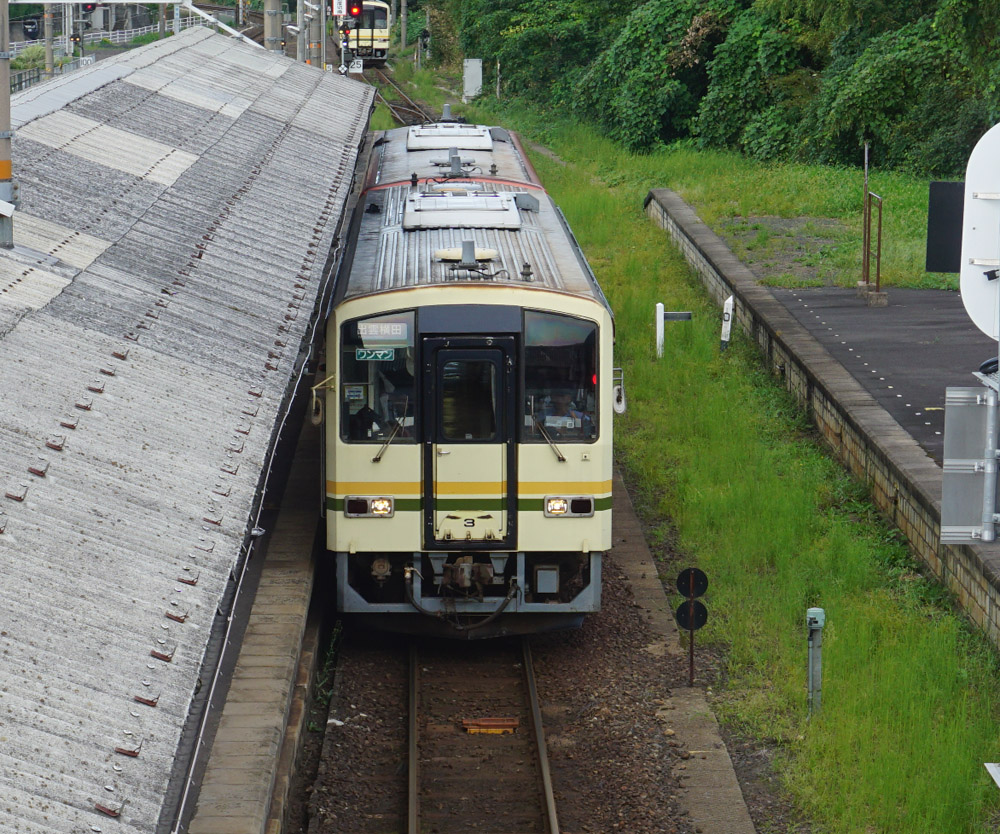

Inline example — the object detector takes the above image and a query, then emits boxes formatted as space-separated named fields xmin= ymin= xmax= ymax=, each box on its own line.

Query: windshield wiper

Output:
xmin=533 ymin=416 xmax=566 ymax=462
xmin=372 ymin=396 xmax=408 ymax=463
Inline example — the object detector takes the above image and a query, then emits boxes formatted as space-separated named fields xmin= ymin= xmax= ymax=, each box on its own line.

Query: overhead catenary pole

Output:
xmin=0 ymin=0 xmax=14 ymax=248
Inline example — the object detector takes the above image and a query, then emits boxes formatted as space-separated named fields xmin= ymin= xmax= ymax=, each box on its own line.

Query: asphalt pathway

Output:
xmin=769 ymin=286 xmax=995 ymax=464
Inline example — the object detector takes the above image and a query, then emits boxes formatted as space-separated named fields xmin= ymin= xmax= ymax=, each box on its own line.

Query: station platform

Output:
xmin=769 ymin=285 xmax=993 ymax=465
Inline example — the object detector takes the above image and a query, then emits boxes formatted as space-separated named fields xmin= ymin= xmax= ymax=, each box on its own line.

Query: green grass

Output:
xmin=388 ymin=57 xmax=452 ymax=115
xmin=454 ymin=104 xmax=1000 ymax=832
xmin=454 ymin=104 xmax=955 ymax=291
xmin=369 ymin=101 xmax=397 ymax=131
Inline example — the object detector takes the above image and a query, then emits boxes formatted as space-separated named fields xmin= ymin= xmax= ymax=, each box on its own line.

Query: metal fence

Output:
xmin=10 ymin=16 xmax=207 ymax=54
xmin=8 ymin=18 xmax=212 ymax=93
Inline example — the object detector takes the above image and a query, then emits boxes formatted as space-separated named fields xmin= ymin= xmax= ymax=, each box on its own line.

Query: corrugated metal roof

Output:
xmin=0 ymin=27 xmax=373 ymax=834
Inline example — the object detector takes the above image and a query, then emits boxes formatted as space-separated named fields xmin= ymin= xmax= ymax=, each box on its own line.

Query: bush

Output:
xmin=800 ymin=18 xmax=950 ymax=168
xmin=695 ymin=6 xmax=810 ymax=154
xmin=574 ymin=0 xmax=735 ymax=152
xmin=11 ymin=44 xmax=46 ymax=71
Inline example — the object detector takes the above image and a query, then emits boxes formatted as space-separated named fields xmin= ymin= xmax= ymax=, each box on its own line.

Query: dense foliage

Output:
xmin=452 ymin=0 xmax=1000 ymax=175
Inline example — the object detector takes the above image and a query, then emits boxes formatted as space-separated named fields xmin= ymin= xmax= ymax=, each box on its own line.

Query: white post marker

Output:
xmin=986 ymin=763 xmax=1000 ymax=789
xmin=720 ymin=294 xmax=734 ymax=351
xmin=655 ymin=303 xmax=693 ymax=358
xmin=655 ymin=302 xmax=664 ymax=358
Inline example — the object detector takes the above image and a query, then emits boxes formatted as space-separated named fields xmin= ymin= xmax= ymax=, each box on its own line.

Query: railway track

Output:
xmin=408 ymin=637 xmax=560 ymax=834
xmin=366 ymin=66 xmax=432 ymax=125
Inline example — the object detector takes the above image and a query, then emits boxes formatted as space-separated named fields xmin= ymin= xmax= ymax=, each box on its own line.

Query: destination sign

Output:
xmin=358 ymin=321 xmax=408 ymax=342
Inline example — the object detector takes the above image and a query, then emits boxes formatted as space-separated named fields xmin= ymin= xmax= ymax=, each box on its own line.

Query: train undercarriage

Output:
xmin=335 ymin=550 xmax=601 ymax=638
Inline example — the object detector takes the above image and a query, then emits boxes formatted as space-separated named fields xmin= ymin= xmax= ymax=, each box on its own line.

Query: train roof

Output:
xmin=0 ymin=28 xmax=372 ymax=833
xmin=335 ymin=123 xmax=610 ymax=313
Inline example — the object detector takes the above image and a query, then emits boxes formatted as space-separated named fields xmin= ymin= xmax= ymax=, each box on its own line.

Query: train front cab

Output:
xmin=325 ymin=293 xmax=613 ymax=638
xmin=345 ymin=0 xmax=390 ymax=65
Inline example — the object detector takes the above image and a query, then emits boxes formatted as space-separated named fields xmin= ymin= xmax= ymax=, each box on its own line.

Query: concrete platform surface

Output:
xmin=771 ymin=286 xmax=993 ymax=464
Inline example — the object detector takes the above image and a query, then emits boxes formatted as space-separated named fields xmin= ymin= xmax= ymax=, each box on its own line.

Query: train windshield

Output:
xmin=361 ymin=5 xmax=387 ymax=27
xmin=523 ymin=311 xmax=597 ymax=442
xmin=341 ymin=311 xmax=416 ymax=443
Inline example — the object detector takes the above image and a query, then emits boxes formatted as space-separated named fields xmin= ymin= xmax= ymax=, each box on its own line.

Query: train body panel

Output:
xmin=324 ymin=121 xmax=615 ymax=637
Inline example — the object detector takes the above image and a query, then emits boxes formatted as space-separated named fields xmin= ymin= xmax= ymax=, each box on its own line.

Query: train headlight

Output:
xmin=345 ymin=496 xmax=395 ymax=518
xmin=545 ymin=497 xmax=568 ymax=516
xmin=543 ymin=496 xmax=595 ymax=518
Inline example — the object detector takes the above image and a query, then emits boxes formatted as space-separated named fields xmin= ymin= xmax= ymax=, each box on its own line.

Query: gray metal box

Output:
xmin=463 ymin=58 xmax=482 ymax=102
xmin=534 ymin=566 xmax=559 ymax=595
xmin=943 ymin=386 xmax=993 ymax=542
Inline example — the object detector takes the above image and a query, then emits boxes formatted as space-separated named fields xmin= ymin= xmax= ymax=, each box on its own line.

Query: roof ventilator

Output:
xmin=446 ymin=239 xmax=506 ymax=281
xmin=427 ymin=147 xmax=476 ymax=178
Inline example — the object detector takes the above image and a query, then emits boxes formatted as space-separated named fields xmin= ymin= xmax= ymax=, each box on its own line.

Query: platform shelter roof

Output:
xmin=0 ymin=27 xmax=372 ymax=834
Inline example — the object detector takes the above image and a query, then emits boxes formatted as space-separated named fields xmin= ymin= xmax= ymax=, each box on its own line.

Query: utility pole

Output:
xmin=159 ymin=3 xmax=166 ymax=36
xmin=264 ymin=0 xmax=281 ymax=52
xmin=64 ymin=2 xmax=72 ymax=55
xmin=307 ymin=0 xmax=322 ymax=65
xmin=43 ymin=3 xmax=53 ymax=78
xmin=0 ymin=0 xmax=16 ymax=248
xmin=295 ymin=0 xmax=304 ymax=60
xmin=400 ymin=0 xmax=405 ymax=53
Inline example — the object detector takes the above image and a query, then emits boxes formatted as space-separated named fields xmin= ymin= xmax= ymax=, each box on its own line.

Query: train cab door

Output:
xmin=422 ymin=336 xmax=517 ymax=549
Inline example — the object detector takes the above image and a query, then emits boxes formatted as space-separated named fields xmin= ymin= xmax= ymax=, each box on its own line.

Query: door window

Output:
xmin=440 ymin=359 xmax=497 ymax=441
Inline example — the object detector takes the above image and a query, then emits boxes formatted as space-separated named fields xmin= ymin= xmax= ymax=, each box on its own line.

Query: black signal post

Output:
xmin=675 ymin=567 xmax=708 ymax=686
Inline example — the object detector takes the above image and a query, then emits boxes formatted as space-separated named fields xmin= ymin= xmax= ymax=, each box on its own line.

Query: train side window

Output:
xmin=341 ymin=311 xmax=416 ymax=443
xmin=523 ymin=311 xmax=598 ymax=443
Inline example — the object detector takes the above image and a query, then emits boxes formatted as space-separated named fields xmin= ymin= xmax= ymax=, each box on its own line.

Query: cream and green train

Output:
xmin=321 ymin=115 xmax=620 ymax=638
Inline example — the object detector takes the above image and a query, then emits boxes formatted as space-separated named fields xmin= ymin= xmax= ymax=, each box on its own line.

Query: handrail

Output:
xmin=862 ymin=191 xmax=883 ymax=293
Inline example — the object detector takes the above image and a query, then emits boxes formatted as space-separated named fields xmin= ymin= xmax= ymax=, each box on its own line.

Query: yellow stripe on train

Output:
xmin=328 ymin=479 xmax=612 ymax=496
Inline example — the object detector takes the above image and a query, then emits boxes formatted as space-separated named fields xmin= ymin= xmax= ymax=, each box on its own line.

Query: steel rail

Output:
xmin=408 ymin=641 xmax=419 ymax=834
xmin=370 ymin=67 xmax=432 ymax=124
xmin=407 ymin=639 xmax=559 ymax=834
xmin=522 ymin=638 xmax=561 ymax=834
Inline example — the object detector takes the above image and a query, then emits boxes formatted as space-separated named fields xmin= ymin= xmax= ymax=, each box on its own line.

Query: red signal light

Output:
xmin=349 ymin=2 xmax=362 ymax=16
xmin=82 ymin=2 xmax=97 ymax=11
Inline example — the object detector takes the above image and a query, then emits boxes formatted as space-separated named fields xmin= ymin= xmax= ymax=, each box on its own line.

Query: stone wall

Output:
xmin=644 ymin=188 xmax=1000 ymax=647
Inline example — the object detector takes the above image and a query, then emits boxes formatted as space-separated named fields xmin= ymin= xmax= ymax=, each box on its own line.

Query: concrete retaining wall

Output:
xmin=644 ymin=188 xmax=1000 ymax=646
